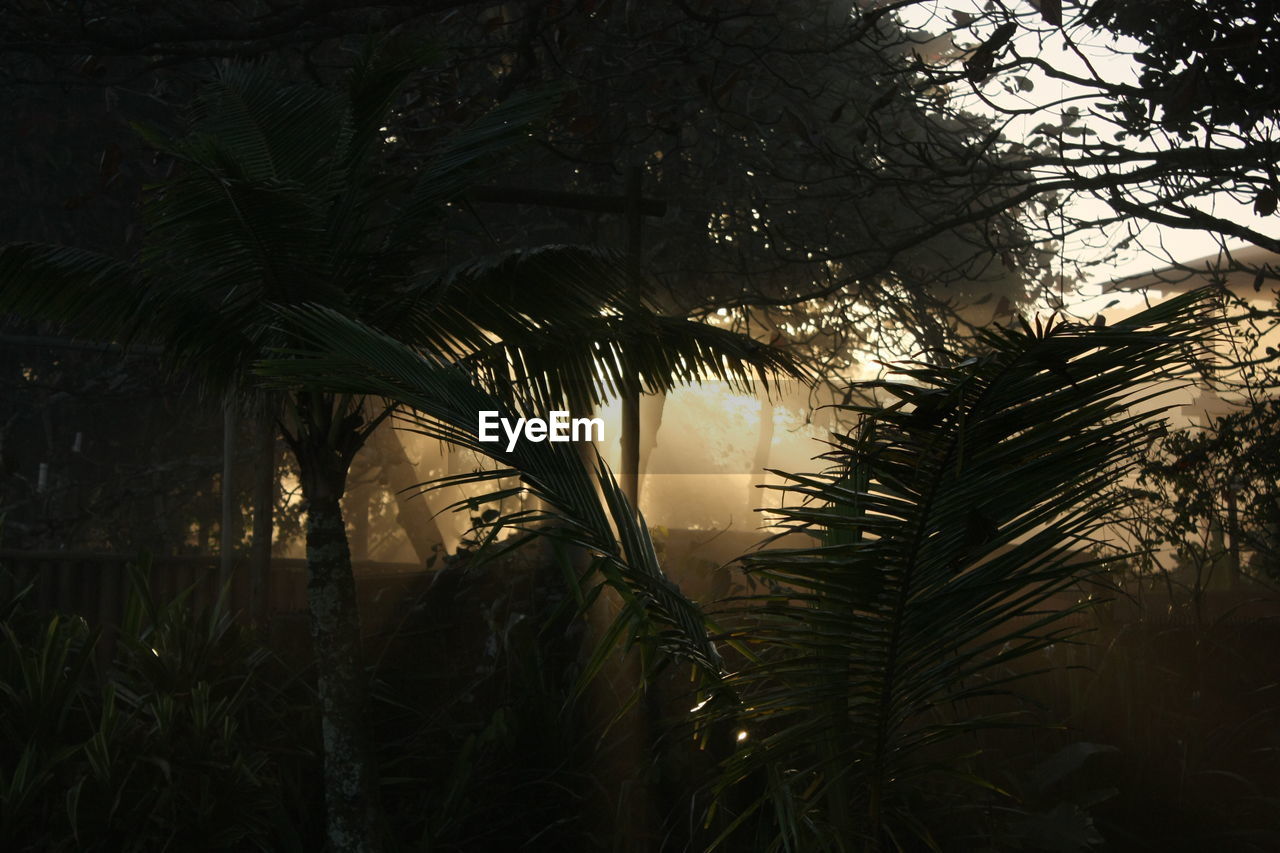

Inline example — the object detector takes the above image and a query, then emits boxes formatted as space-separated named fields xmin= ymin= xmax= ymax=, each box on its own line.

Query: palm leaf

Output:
xmin=380 ymin=244 xmax=806 ymax=412
xmin=256 ymin=303 xmax=731 ymax=678
xmin=0 ymin=244 xmax=148 ymax=343
xmin=703 ymin=288 xmax=1218 ymax=849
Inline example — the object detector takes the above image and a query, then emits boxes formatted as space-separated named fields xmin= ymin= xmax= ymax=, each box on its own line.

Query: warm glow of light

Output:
xmin=592 ymin=382 xmax=827 ymax=535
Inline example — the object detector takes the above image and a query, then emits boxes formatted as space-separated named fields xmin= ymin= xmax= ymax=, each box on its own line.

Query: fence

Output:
xmin=5 ymin=548 xmax=1279 ymax=648
xmin=0 ymin=549 xmax=432 ymax=638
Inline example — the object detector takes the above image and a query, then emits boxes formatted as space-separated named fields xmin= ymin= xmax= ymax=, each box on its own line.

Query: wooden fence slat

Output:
xmin=56 ymin=560 xmax=72 ymax=614
xmin=35 ymin=560 xmax=52 ymax=612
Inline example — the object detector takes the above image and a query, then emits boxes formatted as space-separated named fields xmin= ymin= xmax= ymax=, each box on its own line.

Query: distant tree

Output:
xmin=0 ymin=336 xmax=222 ymax=552
xmin=416 ymin=2 xmax=1058 ymax=358
xmin=907 ymin=1 xmax=1280 ymax=267
xmin=0 ymin=1 xmax=1062 ymax=375
xmin=7 ymin=2 xmax=1274 ymax=304
xmin=430 ymin=1 xmax=1280 ymax=310
xmin=1116 ymin=395 xmax=1280 ymax=593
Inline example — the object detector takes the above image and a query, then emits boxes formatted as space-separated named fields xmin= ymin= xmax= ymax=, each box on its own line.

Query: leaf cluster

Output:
xmin=0 ymin=565 xmax=316 ymax=852
xmin=258 ymin=276 xmax=1216 ymax=849
xmin=694 ymin=290 xmax=1215 ymax=849
xmin=1131 ymin=395 xmax=1280 ymax=580
xmin=1084 ymin=0 xmax=1280 ymax=137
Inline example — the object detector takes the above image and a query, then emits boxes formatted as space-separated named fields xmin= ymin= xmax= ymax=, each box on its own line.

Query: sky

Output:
xmin=897 ymin=1 xmax=1277 ymax=299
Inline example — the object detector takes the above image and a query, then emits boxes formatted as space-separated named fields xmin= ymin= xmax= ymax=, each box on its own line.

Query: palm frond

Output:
xmin=468 ymin=311 xmax=802 ymax=413
xmin=0 ymin=57 xmax=572 ymax=404
xmin=187 ymin=64 xmax=348 ymax=187
xmin=143 ymin=172 xmax=334 ymax=304
xmin=704 ymin=289 xmax=1218 ymax=849
xmin=256 ymin=304 xmax=728 ymax=678
xmin=0 ymin=244 xmax=148 ymax=344
xmin=379 ymin=244 xmax=807 ymax=412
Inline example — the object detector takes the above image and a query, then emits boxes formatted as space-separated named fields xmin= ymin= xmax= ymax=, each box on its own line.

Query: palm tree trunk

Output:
xmin=304 ymin=478 xmax=383 ymax=853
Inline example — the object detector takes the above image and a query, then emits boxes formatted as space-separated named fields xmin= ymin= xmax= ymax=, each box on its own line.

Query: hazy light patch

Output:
xmin=599 ymin=384 xmax=829 ymax=533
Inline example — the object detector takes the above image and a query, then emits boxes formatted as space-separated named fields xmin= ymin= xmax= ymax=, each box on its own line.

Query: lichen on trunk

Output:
xmin=304 ymin=486 xmax=383 ymax=853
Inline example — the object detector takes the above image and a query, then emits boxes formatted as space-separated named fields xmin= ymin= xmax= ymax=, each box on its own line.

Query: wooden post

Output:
xmin=1226 ymin=483 xmax=1241 ymax=590
xmin=249 ymin=417 xmax=277 ymax=625
xmin=620 ymin=166 xmax=643 ymax=512
xmin=220 ymin=401 xmax=237 ymax=585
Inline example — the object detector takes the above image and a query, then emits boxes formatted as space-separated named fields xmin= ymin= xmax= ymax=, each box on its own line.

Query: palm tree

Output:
xmin=257 ymin=290 xmax=1217 ymax=850
xmin=0 ymin=43 xmax=798 ymax=852
xmin=701 ymin=292 xmax=1216 ymax=850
